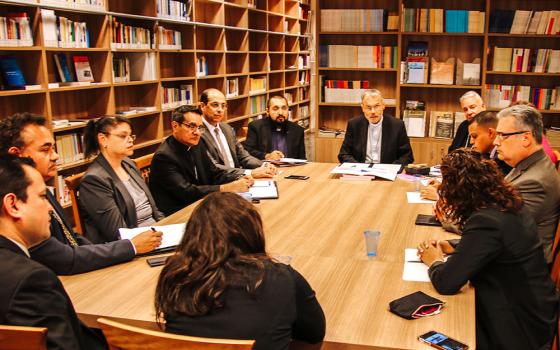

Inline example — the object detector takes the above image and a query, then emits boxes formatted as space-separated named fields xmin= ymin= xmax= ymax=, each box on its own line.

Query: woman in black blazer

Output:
xmin=418 ymin=148 xmax=558 ymax=350
xmin=155 ymin=192 xmax=325 ymax=350
xmin=79 ymin=116 xmax=164 ymax=245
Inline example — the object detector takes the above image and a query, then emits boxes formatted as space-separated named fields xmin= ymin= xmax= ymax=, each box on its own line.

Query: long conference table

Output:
xmin=60 ymin=162 xmax=475 ymax=350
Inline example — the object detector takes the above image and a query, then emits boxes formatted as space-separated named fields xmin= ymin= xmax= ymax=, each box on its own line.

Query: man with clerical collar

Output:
xmin=338 ymin=89 xmax=413 ymax=165
xmin=150 ymin=105 xmax=253 ymax=216
xmin=244 ymin=95 xmax=306 ymax=161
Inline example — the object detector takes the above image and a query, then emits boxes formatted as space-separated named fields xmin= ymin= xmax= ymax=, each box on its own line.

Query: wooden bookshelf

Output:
xmin=315 ymin=0 xmax=560 ymax=163
xmin=0 ymin=0 xmax=312 ymax=221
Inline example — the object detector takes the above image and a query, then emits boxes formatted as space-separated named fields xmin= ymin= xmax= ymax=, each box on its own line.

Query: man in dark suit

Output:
xmin=338 ymin=89 xmax=413 ymax=165
xmin=199 ymin=88 xmax=277 ymax=177
xmin=494 ymin=105 xmax=560 ymax=263
xmin=150 ymin=105 xmax=253 ymax=216
xmin=448 ymin=91 xmax=486 ymax=152
xmin=244 ymin=95 xmax=306 ymax=160
xmin=0 ymin=154 xmax=107 ymax=349
xmin=0 ymin=113 xmax=162 ymax=275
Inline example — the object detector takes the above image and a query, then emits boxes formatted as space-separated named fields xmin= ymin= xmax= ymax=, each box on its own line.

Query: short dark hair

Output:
xmin=83 ymin=116 xmax=132 ymax=158
xmin=171 ymin=105 xmax=202 ymax=123
xmin=267 ymin=95 xmax=288 ymax=109
xmin=473 ymin=111 xmax=498 ymax=128
xmin=0 ymin=113 xmax=47 ymax=153
xmin=0 ymin=154 xmax=36 ymax=208
xmin=497 ymin=105 xmax=543 ymax=144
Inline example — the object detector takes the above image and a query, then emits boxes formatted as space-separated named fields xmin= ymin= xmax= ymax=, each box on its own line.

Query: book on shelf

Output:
xmin=39 ymin=0 xmax=105 ymax=12
xmin=111 ymin=19 xmax=153 ymax=50
xmin=53 ymin=53 xmax=74 ymax=83
xmin=250 ymin=77 xmax=266 ymax=93
xmin=405 ymin=57 xmax=429 ymax=84
xmin=299 ymin=71 xmax=309 ymax=85
xmin=0 ymin=12 xmax=33 ymax=47
xmin=56 ymin=175 xmax=71 ymax=207
xmin=250 ymin=95 xmax=266 ymax=114
xmin=490 ymin=10 xmax=560 ymax=35
xmin=129 ymin=53 xmax=156 ymax=81
xmin=299 ymin=105 xmax=309 ymax=119
xmin=73 ymin=55 xmax=94 ymax=82
xmin=429 ymin=111 xmax=454 ymax=139
xmin=57 ymin=16 xmax=89 ymax=48
xmin=0 ymin=56 xmax=26 ymax=89
xmin=407 ymin=41 xmax=429 ymax=57
xmin=158 ymin=26 xmax=182 ymax=50
xmin=226 ymin=78 xmax=239 ymax=98
xmin=196 ymin=56 xmax=207 ymax=77
xmin=485 ymin=84 xmax=560 ymax=110
xmin=320 ymin=45 xmax=397 ymax=69
xmin=546 ymin=128 xmax=560 ymax=148
xmin=456 ymin=58 xmax=481 ymax=86
xmin=402 ymin=9 xmax=484 ymax=33
xmin=430 ymin=58 xmax=455 ymax=85
xmin=492 ymin=47 xmax=560 ymax=73
xmin=453 ymin=112 xmax=466 ymax=137
xmin=284 ymin=92 xmax=293 ymax=104
xmin=320 ymin=9 xmax=395 ymax=32
xmin=112 ymin=57 xmax=130 ymax=83
xmin=445 ymin=10 xmax=468 ymax=33
xmin=55 ymin=132 xmax=84 ymax=165
xmin=403 ymin=109 xmax=427 ymax=138
xmin=41 ymin=9 xmax=58 ymax=47
xmin=162 ymin=84 xmax=193 ymax=109
xmin=156 ymin=0 xmax=192 ymax=21
xmin=322 ymin=79 xmax=369 ymax=103
xmin=52 ymin=119 xmax=87 ymax=129
xmin=298 ymin=55 xmax=310 ymax=69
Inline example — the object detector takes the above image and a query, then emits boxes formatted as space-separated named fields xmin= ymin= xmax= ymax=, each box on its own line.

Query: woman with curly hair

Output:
xmin=154 ymin=192 xmax=325 ymax=350
xmin=417 ymin=148 xmax=557 ymax=350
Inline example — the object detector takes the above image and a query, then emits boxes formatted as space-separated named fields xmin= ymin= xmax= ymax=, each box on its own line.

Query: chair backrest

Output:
xmin=132 ymin=154 xmax=154 ymax=185
xmin=0 ymin=324 xmax=47 ymax=350
xmin=64 ymin=172 xmax=85 ymax=234
xmin=97 ymin=318 xmax=255 ymax=350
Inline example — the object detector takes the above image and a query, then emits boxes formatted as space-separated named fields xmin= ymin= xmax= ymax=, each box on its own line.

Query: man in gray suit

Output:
xmin=494 ymin=105 xmax=560 ymax=263
xmin=199 ymin=88 xmax=276 ymax=178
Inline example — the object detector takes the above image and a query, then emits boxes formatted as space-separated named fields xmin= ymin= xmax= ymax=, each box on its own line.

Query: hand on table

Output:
xmin=265 ymin=150 xmax=284 ymax=161
xmin=417 ymin=239 xmax=445 ymax=267
xmin=420 ymin=179 xmax=440 ymax=201
xmin=251 ymin=163 xmax=277 ymax=178
xmin=221 ymin=176 xmax=254 ymax=192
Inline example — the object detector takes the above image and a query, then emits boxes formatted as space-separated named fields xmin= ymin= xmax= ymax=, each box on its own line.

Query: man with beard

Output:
xmin=244 ymin=95 xmax=306 ymax=160
xmin=338 ymin=89 xmax=413 ymax=165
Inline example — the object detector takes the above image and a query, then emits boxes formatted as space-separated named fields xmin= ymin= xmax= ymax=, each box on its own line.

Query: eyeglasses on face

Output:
xmin=180 ymin=122 xmax=206 ymax=133
xmin=495 ymin=130 xmax=530 ymax=140
xmin=104 ymin=133 xmax=136 ymax=141
xmin=207 ymin=102 xmax=228 ymax=110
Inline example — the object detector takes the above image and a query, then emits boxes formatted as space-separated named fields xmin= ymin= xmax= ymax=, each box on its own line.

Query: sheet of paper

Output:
xmin=331 ymin=163 xmax=400 ymax=181
xmin=247 ymin=180 xmax=278 ymax=199
xmin=407 ymin=192 xmax=436 ymax=204
xmin=402 ymin=248 xmax=431 ymax=282
xmin=405 ymin=116 xmax=425 ymax=137
xmin=119 ymin=223 xmax=186 ymax=250
xmin=278 ymin=157 xmax=307 ymax=163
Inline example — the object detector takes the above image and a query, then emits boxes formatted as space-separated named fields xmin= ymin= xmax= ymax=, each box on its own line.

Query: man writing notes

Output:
xmin=0 ymin=154 xmax=107 ymax=349
xmin=494 ymin=105 xmax=560 ymax=263
xmin=338 ymin=89 xmax=413 ymax=165
xmin=0 ymin=113 xmax=162 ymax=275
xmin=244 ymin=95 xmax=306 ymax=161
xmin=448 ymin=91 xmax=486 ymax=152
xmin=150 ymin=105 xmax=253 ymax=216
xmin=199 ymin=88 xmax=276 ymax=178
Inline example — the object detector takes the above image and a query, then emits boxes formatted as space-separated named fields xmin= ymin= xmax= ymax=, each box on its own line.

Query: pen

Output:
xmin=150 ymin=227 xmax=156 ymax=232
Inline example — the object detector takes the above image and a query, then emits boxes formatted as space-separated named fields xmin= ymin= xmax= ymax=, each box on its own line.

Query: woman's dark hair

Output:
xmin=438 ymin=148 xmax=522 ymax=229
xmin=83 ymin=116 xmax=132 ymax=158
xmin=155 ymin=192 xmax=269 ymax=323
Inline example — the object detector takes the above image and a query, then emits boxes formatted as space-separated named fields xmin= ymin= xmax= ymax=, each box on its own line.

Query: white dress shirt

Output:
xmin=365 ymin=116 xmax=383 ymax=163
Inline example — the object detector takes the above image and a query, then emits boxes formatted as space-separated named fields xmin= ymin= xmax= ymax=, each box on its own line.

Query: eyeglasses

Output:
xmin=495 ymin=130 xmax=530 ymax=140
xmin=105 ymin=133 xmax=136 ymax=141
xmin=207 ymin=102 xmax=228 ymax=110
xmin=180 ymin=122 xmax=206 ymax=133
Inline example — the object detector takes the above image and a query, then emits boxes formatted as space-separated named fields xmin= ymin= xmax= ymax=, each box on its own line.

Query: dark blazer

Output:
xmin=338 ymin=114 xmax=414 ymax=165
xmin=0 ymin=236 xmax=107 ymax=350
xmin=244 ymin=117 xmax=306 ymax=160
xmin=448 ymin=119 xmax=470 ymax=152
xmin=165 ymin=262 xmax=325 ymax=350
xmin=201 ymin=121 xmax=262 ymax=176
xmin=150 ymin=136 xmax=240 ymax=216
xmin=429 ymin=208 xmax=558 ymax=350
xmin=29 ymin=191 xmax=135 ymax=275
xmin=505 ymin=149 xmax=560 ymax=263
xmin=79 ymin=155 xmax=164 ymax=244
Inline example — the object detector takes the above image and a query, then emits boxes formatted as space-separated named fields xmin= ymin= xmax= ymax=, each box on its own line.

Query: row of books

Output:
xmin=39 ymin=0 xmax=105 ymax=12
xmin=402 ymin=9 xmax=485 ymax=33
xmin=162 ymin=84 xmax=193 ymax=109
xmin=321 ymin=79 xmax=370 ymax=103
xmin=157 ymin=26 xmax=182 ymax=50
xmin=319 ymin=45 xmax=398 ymax=69
xmin=250 ymin=77 xmax=266 ymax=93
xmin=226 ymin=78 xmax=238 ymax=97
xmin=0 ymin=12 xmax=32 ymax=47
xmin=320 ymin=9 xmax=398 ymax=32
xmin=41 ymin=10 xmax=89 ymax=48
xmin=53 ymin=53 xmax=93 ymax=83
xmin=111 ymin=19 xmax=153 ymax=50
xmin=297 ymin=55 xmax=310 ymax=69
xmin=55 ymin=132 xmax=84 ymax=165
xmin=156 ymin=0 xmax=192 ymax=21
xmin=492 ymin=47 xmax=560 ymax=73
xmin=250 ymin=95 xmax=266 ymax=114
xmin=546 ymin=128 xmax=560 ymax=149
xmin=401 ymin=57 xmax=481 ymax=86
xmin=485 ymin=85 xmax=560 ymax=110
xmin=195 ymin=56 xmax=208 ymax=77
xmin=112 ymin=53 xmax=156 ymax=82
xmin=490 ymin=10 xmax=560 ymax=35
xmin=284 ymin=88 xmax=308 ymax=105
xmin=403 ymin=107 xmax=466 ymax=139
xmin=298 ymin=70 xmax=309 ymax=85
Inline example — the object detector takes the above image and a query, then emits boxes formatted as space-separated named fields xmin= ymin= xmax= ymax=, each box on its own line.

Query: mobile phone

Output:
xmin=146 ymin=256 xmax=168 ymax=267
xmin=285 ymin=175 xmax=309 ymax=180
xmin=418 ymin=331 xmax=468 ymax=350
xmin=415 ymin=214 xmax=442 ymax=227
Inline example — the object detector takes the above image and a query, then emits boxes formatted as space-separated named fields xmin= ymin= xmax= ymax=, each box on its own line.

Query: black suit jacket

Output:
xmin=448 ymin=119 xmax=470 ymax=152
xmin=244 ymin=117 xmax=306 ymax=160
xmin=150 ymin=136 xmax=240 ymax=216
xmin=79 ymin=155 xmax=164 ymax=244
xmin=29 ymin=191 xmax=135 ymax=275
xmin=0 ymin=236 xmax=107 ymax=350
xmin=429 ymin=209 xmax=558 ymax=350
xmin=338 ymin=114 xmax=414 ymax=165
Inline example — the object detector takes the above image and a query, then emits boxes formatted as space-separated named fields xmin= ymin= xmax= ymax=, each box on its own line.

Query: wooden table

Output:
xmin=60 ymin=163 xmax=475 ymax=350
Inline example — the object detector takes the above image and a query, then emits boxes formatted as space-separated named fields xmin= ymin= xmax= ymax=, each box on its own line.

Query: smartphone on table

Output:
xmin=284 ymin=175 xmax=309 ymax=180
xmin=418 ymin=331 xmax=468 ymax=350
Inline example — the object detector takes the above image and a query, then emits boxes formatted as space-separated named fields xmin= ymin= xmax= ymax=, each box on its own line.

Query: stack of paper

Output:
xmin=330 ymin=163 xmax=402 ymax=181
xmin=402 ymin=249 xmax=430 ymax=282
xmin=247 ymin=180 xmax=278 ymax=199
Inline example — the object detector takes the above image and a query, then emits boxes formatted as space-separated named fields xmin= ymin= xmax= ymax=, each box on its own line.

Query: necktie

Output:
xmin=51 ymin=209 xmax=78 ymax=247
xmin=214 ymin=128 xmax=234 ymax=168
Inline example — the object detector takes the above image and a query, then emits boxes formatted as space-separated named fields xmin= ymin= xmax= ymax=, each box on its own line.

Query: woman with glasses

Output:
xmin=417 ymin=148 xmax=557 ymax=350
xmin=79 ymin=116 xmax=165 ymax=244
